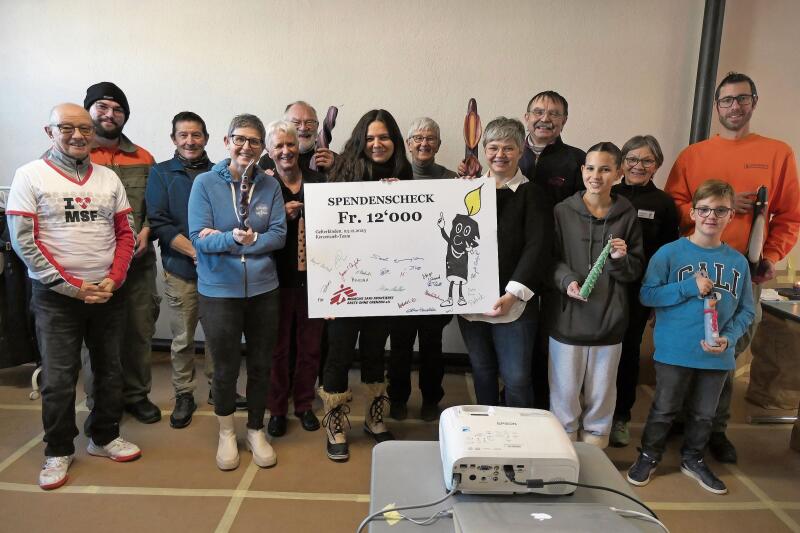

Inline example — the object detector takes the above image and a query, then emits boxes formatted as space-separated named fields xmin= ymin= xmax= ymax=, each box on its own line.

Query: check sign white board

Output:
xmin=304 ymin=178 xmax=499 ymax=318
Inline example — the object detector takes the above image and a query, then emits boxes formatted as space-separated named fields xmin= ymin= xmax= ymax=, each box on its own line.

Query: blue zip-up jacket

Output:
xmin=188 ymin=159 xmax=287 ymax=298
xmin=146 ymin=156 xmax=213 ymax=280
xmin=640 ymin=237 xmax=755 ymax=370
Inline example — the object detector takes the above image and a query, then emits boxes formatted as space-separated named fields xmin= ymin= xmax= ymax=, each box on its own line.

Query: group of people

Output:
xmin=6 ymin=73 xmax=798 ymax=495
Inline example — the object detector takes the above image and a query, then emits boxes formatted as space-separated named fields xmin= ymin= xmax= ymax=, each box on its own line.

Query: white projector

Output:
xmin=439 ymin=405 xmax=579 ymax=495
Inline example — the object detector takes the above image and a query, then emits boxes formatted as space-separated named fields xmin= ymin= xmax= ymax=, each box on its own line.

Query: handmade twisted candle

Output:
xmin=579 ymin=239 xmax=613 ymax=299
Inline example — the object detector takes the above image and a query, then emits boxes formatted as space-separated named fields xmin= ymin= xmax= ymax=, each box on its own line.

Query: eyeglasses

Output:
xmin=717 ymin=94 xmax=756 ymax=108
xmin=290 ymin=119 xmax=319 ymax=129
xmin=410 ymin=135 xmax=438 ymax=144
xmin=526 ymin=109 xmax=564 ymax=119
xmin=624 ymin=156 xmax=657 ymax=168
xmin=94 ymin=102 xmax=126 ymax=116
xmin=486 ymin=145 xmax=518 ymax=155
xmin=51 ymin=123 xmax=94 ymax=136
xmin=230 ymin=135 xmax=264 ymax=148
xmin=694 ymin=206 xmax=733 ymax=218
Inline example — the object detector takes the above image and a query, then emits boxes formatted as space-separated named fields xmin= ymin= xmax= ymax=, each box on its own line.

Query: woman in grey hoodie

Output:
xmin=547 ymin=142 xmax=644 ymax=448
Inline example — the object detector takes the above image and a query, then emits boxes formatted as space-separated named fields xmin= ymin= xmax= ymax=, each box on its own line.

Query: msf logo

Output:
xmin=330 ymin=284 xmax=357 ymax=305
xmin=63 ymin=196 xmax=98 ymax=223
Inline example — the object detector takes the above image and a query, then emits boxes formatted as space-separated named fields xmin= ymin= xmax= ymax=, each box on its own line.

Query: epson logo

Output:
xmin=497 ymin=421 xmax=517 ymax=426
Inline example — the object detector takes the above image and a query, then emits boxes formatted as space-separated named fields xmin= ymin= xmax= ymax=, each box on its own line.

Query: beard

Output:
xmin=93 ymin=119 xmax=123 ymax=140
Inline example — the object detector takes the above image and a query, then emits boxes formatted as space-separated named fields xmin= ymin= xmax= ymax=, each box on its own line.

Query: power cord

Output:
xmin=355 ymin=473 xmax=460 ymax=533
xmin=502 ymin=466 xmax=658 ymax=519
xmin=610 ymin=507 xmax=670 ymax=532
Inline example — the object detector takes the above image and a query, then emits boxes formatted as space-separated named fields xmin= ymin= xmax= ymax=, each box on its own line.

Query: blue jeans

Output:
xmin=457 ymin=313 xmax=535 ymax=407
xmin=641 ymin=362 xmax=727 ymax=461
xmin=32 ymin=281 xmax=126 ymax=457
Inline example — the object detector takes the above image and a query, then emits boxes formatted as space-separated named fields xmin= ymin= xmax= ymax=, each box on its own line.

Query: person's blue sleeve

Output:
xmin=145 ymin=166 xmax=182 ymax=247
xmin=188 ymin=178 xmax=238 ymax=254
xmin=639 ymin=249 xmax=699 ymax=307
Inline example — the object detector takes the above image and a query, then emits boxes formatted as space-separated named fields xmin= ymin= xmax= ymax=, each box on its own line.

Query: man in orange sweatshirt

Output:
xmin=665 ymin=72 xmax=800 ymax=464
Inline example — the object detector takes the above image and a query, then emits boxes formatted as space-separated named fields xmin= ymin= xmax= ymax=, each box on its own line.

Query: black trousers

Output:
xmin=387 ymin=315 xmax=451 ymax=405
xmin=200 ymin=290 xmax=278 ymax=429
xmin=323 ymin=316 xmax=389 ymax=393
xmin=614 ymin=283 xmax=650 ymax=422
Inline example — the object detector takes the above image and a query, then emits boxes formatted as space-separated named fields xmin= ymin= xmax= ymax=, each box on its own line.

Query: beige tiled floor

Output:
xmin=0 ymin=353 xmax=798 ymax=532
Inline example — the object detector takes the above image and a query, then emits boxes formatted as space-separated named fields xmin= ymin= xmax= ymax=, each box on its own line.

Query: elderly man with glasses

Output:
xmin=665 ymin=71 xmax=800 ymax=464
xmin=6 ymin=103 xmax=142 ymax=489
xmin=258 ymin=101 xmax=336 ymax=173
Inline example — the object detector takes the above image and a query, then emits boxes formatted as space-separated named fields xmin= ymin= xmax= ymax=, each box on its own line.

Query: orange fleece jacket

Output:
xmin=665 ymin=133 xmax=800 ymax=263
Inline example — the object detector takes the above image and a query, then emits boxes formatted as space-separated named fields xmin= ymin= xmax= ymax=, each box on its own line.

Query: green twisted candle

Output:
xmin=580 ymin=239 xmax=613 ymax=299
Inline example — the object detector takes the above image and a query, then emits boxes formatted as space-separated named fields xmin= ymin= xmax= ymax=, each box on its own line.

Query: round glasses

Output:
xmin=624 ymin=156 xmax=657 ymax=168
xmin=694 ymin=206 xmax=733 ymax=218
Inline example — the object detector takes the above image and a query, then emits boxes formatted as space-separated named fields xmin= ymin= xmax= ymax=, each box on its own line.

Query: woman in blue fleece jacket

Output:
xmin=188 ymin=114 xmax=287 ymax=471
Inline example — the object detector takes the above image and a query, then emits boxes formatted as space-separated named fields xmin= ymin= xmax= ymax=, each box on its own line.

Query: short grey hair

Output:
xmin=621 ymin=135 xmax=664 ymax=168
xmin=265 ymin=120 xmax=298 ymax=150
xmin=227 ymin=114 xmax=265 ymax=141
xmin=482 ymin=117 xmax=525 ymax=150
xmin=406 ymin=117 xmax=441 ymax=140
xmin=283 ymin=101 xmax=318 ymax=118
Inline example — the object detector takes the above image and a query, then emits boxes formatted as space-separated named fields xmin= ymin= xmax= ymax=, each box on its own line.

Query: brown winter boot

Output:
xmin=364 ymin=382 xmax=395 ymax=443
xmin=319 ymin=388 xmax=351 ymax=462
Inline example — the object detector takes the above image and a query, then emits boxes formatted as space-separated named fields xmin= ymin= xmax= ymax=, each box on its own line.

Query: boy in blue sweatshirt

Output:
xmin=627 ymin=180 xmax=754 ymax=495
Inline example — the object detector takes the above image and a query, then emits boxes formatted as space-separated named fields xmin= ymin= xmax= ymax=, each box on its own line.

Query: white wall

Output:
xmin=4 ymin=0 xmax=797 ymax=346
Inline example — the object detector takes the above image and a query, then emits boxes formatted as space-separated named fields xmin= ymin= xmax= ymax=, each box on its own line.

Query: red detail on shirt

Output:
xmin=108 ymin=209 xmax=135 ymax=287
xmin=42 ymin=158 xmax=94 ymax=186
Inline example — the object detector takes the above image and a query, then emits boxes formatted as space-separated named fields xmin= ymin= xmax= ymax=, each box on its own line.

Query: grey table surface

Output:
xmin=367 ymin=440 xmax=662 ymax=532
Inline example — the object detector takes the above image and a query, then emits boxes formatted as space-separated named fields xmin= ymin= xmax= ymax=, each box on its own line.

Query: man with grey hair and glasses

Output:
xmin=259 ymin=101 xmax=336 ymax=173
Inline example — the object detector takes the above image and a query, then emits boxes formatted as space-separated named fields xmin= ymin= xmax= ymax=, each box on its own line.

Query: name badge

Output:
xmin=638 ymin=209 xmax=655 ymax=220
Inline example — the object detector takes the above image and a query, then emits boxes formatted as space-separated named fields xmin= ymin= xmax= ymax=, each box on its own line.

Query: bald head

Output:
xmin=46 ymin=103 xmax=95 ymax=160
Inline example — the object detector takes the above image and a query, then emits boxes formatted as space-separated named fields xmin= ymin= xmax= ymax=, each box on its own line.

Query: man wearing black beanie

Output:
xmin=82 ymin=81 xmax=161 ymax=425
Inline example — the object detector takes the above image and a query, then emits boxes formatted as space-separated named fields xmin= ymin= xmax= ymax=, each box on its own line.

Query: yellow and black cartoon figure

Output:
xmin=437 ymin=185 xmax=482 ymax=307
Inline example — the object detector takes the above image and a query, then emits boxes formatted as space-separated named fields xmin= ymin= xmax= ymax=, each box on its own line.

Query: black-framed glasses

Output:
xmin=717 ymin=94 xmax=756 ymax=108
xmin=694 ymin=206 xmax=733 ymax=218
xmin=51 ymin=123 xmax=94 ymax=136
xmin=93 ymin=102 xmax=126 ymax=116
xmin=230 ymin=135 xmax=264 ymax=148
xmin=290 ymin=119 xmax=319 ymax=129
xmin=410 ymin=135 xmax=438 ymax=144
xmin=624 ymin=156 xmax=657 ymax=168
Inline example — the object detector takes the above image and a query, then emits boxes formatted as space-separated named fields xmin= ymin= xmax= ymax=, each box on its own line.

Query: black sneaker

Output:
xmin=708 ymin=432 xmax=738 ymax=464
xmin=267 ymin=415 xmax=287 ymax=437
xmin=125 ymin=398 xmax=161 ymax=424
xmin=170 ymin=393 xmax=196 ymax=429
xmin=627 ymin=450 xmax=658 ymax=486
xmin=681 ymin=457 xmax=728 ymax=494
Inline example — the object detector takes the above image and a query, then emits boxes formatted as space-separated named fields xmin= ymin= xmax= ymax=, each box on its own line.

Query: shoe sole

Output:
xmin=327 ymin=451 xmax=349 ymax=462
xmin=217 ymin=458 xmax=240 ymax=471
xmin=40 ymin=474 xmax=69 ymax=490
xmin=87 ymin=447 xmax=141 ymax=462
xmin=626 ymin=466 xmax=655 ymax=486
xmin=680 ymin=465 xmax=728 ymax=494
xmin=363 ymin=426 xmax=395 ymax=443
xmin=170 ymin=407 xmax=196 ymax=429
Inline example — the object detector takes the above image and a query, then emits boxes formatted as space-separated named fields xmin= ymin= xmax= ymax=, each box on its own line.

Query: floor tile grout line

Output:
xmin=0 ymin=432 xmax=45 ymax=476
xmin=214 ymin=461 xmax=261 ymax=533
xmin=0 ymin=480 xmax=371 ymax=501
xmin=725 ymin=463 xmax=800 ymax=533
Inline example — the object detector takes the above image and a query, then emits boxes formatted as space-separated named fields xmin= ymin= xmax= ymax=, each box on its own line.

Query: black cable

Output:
xmin=502 ymin=466 xmax=657 ymax=519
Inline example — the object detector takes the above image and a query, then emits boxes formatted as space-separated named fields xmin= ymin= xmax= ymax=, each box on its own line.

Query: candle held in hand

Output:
xmin=579 ymin=239 xmax=613 ymax=299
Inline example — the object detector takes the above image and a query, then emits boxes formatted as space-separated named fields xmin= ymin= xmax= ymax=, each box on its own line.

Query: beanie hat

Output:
xmin=84 ymin=82 xmax=130 ymax=121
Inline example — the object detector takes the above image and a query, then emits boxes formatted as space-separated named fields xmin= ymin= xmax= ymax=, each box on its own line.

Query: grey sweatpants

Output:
xmin=548 ymin=338 xmax=622 ymax=439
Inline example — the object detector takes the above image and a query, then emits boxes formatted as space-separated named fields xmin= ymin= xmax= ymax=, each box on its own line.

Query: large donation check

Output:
xmin=304 ymin=178 xmax=499 ymax=318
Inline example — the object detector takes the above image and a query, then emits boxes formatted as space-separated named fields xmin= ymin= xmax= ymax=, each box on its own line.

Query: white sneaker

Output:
xmin=87 ymin=437 xmax=141 ymax=462
xmin=246 ymin=429 xmax=277 ymax=468
xmin=39 ymin=455 xmax=73 ymax=490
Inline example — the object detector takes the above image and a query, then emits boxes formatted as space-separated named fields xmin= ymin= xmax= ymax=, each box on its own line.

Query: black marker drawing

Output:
xmin=437 ymin=185 xmax=482 ymax=307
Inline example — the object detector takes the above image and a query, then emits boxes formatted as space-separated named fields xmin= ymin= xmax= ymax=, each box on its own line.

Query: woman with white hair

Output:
xmin=263 ymin=120 xmax=327 ymax=439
